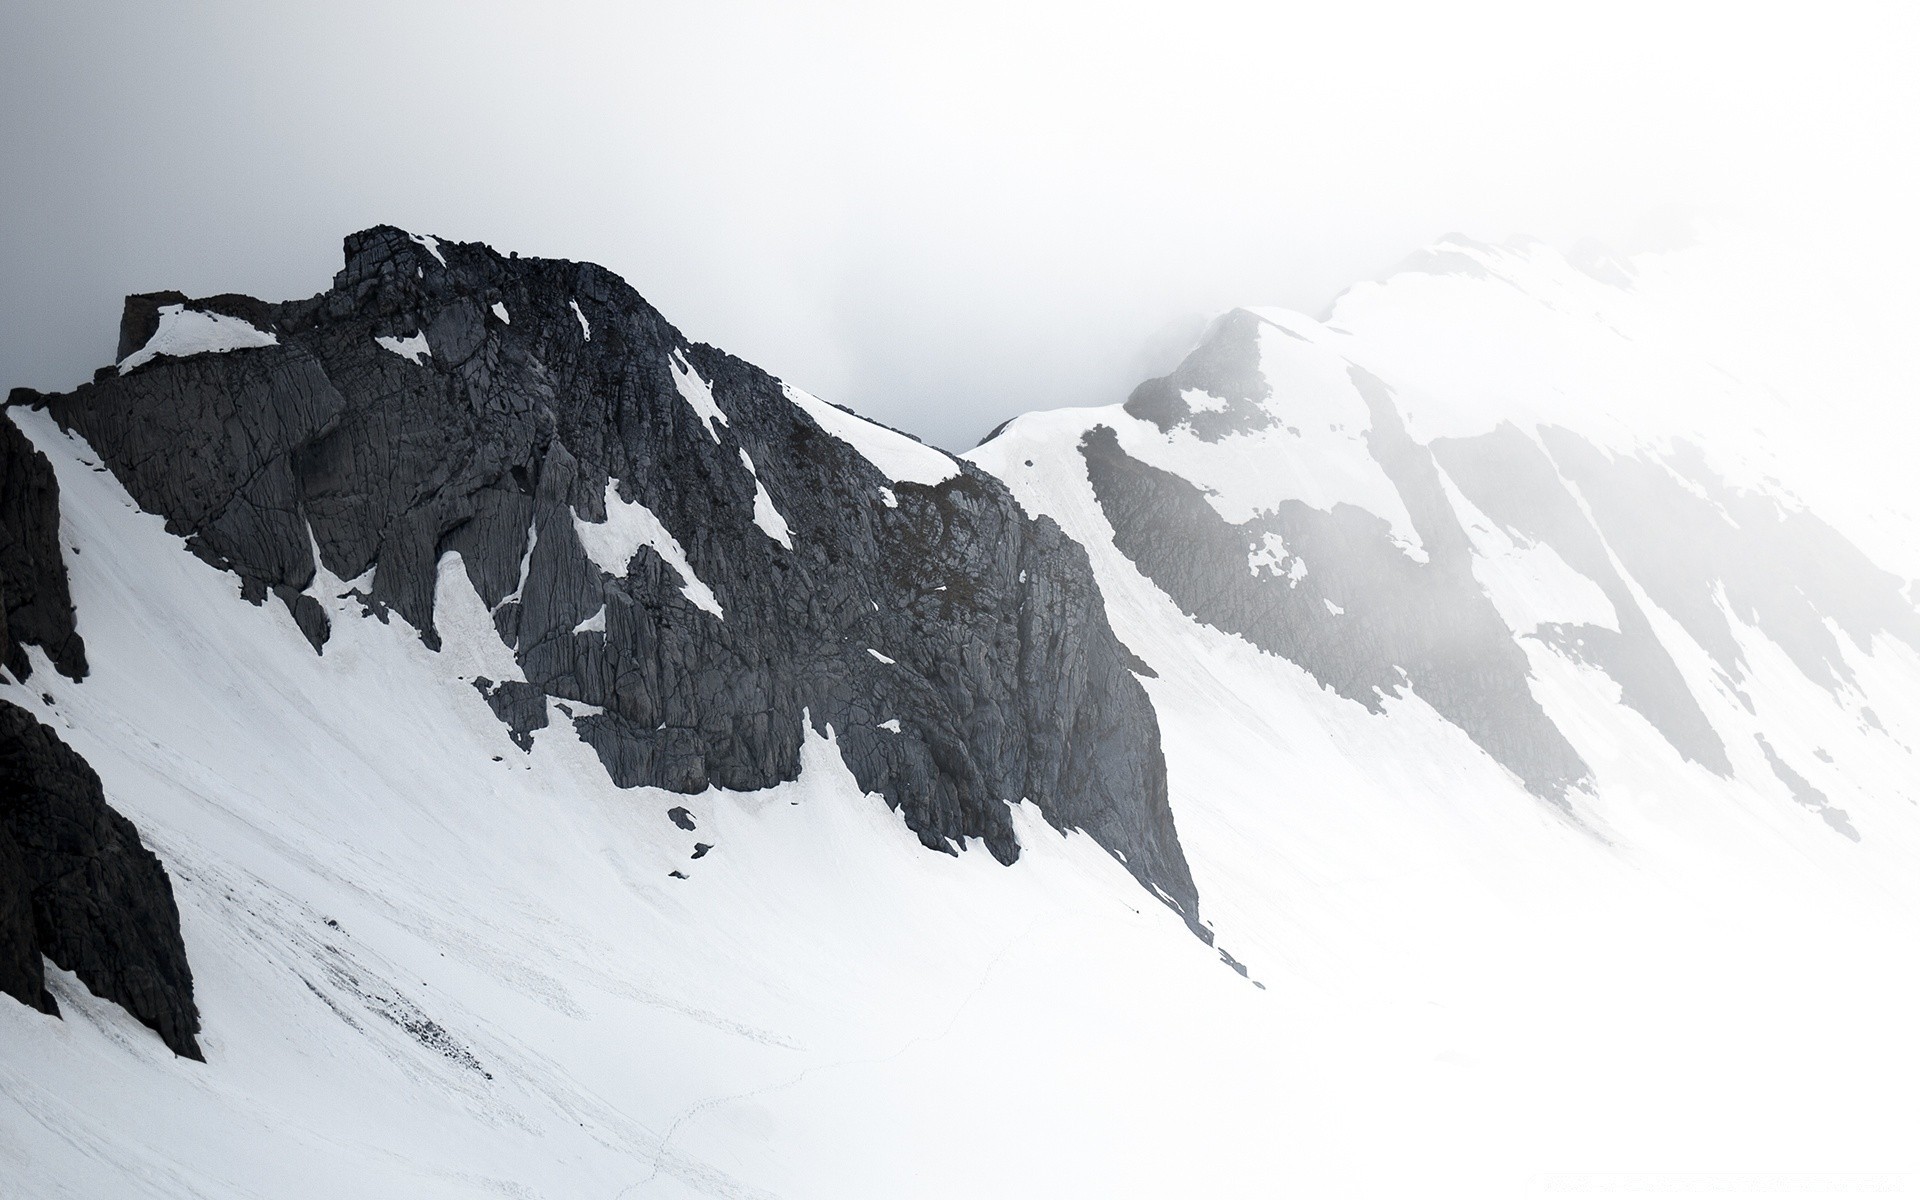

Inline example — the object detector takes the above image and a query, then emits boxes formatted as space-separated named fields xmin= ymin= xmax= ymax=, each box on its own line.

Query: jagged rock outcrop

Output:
xmin=1538 ymin=431 xmax=1920 ymax=699
xmin=1 ymin=411 xmax=201 ymax=1054
xmin=1083 ymin=315 xmax=1591 ymax=805
xmin=1431 ymin=422 xmax=1731 ymax=774
xmin=0 ymin=699 xmax=202 ymax=1058
xmin=17 ymin=227 xmax=1203 ymax=931
xmin=1122 ymin=308 xmax=1274 ymax=441
xmin=1 ymin=413 xmax=87 ymax=681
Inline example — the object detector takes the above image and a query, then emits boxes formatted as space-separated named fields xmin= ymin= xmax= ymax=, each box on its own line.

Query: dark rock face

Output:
xmin=1537 ymin=431 xmax=1920 ymax=698
xmin=0 ymin=699 xmax=202 ymax=1058
xmin=1431 ymin=423 xmax=1731 ymax=775
xmin=3 ymin=405 xmax=197 ymax=1050
xmin=1123 ymin=308 xmax=1273 ymax=442
xmin=0 ymin=815 xmax=55 ymax=1016
xmin=1083 ymin=361 xmax=1591 ymax=806
xmin=1754 ymin=732 xmax=1858 ymax=841
xmin=26 ymin=227 xmax=1202 ymax=932
xmin=0 ymin=413 xmax=88 ymax=682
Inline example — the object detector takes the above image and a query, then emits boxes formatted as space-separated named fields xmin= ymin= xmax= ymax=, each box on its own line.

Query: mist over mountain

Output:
xmin=2 ymin=219 xmax=1915 ymax=1196
xmin=9 ymin=3 xmax=1919 ymax=456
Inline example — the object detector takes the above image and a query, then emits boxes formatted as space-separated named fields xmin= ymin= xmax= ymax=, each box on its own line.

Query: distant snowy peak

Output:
xmin=973 ymin=233 xmax=1920 ymax=833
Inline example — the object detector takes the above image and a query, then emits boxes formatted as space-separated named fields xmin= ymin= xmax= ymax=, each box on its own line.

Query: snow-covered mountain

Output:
xmin=2 ymin=229 xmax=1916 ymax=1198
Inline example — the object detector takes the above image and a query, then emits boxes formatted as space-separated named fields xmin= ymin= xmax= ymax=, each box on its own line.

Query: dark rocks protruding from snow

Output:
xmin=0 ymin=699 xmax=201 ymax=1058
xmin=1082 ymin=366 xmax=1592 ymax=806
xmin=0 ymin=408 xmax=197 ymax=1053
xmin=1538 ymin=430 xmax=1920 ymax=697
xmin=30 ymin=226 xmax=1205 ymax=933
xmin=1123 ymin=308 xmax=1273 ymax=442
xmin=1754 ymin=732 xmax=1859 ymax=841
xmin=116 ymin=291 xmax=189 ymax=363
xmin=473 ymin=677 xmax=549 ymax=752
xmin=0 ymin=815 xmax=55 ymax=1016
xmin=1431 ymin=423 xmax=1731 ymax=775
xmin=0 ymin=411 xmax=88 ymax=683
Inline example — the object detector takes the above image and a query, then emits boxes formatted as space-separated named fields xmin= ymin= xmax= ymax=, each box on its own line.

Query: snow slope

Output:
xmin=3 ymin=232 xmax=1919 ymax=1198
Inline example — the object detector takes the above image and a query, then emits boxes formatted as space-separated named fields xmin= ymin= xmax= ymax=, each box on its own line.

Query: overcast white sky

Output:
xmin=4 ymin=1 xmax=1918 ymax=449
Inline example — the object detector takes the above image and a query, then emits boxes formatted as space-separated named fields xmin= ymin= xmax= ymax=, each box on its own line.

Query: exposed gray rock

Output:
xmin=1539 ymin=430 xmax=1920 ymax=696
xmin=1754 ymin=733 xmax=1859 ymax=841
xmin=0 ymin=699 xmax=202 ymax=1058
xmin=0 ymin=817 xmax=54 ymax=1016
xmin=473 ymin=677 xmax=549 ymax=752
xmin=1123 ymin=308 xmax=1273 ymax=442
xmin=0 ymin=411 xmax=88 ymax=682
xmin=2 ymin=409 xmax=198 ymax=1051
xmin=26 ymin=227 xmax=1204 ymax=934
xmin=1082 ymin=362 xmax=1591 ymax=806
xmin=1431 ymin=423 xmax=1730 ymax=775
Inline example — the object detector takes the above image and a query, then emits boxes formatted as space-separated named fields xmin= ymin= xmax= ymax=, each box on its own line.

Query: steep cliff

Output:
xmin=15 ymin=228 xmax=1201 ymax=931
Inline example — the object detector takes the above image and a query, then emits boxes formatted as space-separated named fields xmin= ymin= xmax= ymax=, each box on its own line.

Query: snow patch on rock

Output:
xmin=670 ymin=351 xmax=729 ymax=442
xmin=738 ymin=450 xmax=793 ymax=549
xmin=408 ymin=232 xmax=447 ymax=265
xmin=572 ymin=480 xmax=722 ymax=618
xmin=119 ymin=306 xmax=278 ymax=374
xmin=375 ymin=331 xmax=431 ymax=365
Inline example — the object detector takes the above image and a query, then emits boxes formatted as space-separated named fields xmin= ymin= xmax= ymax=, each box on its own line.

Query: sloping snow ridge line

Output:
xmin=409 ymin=231 xmax=447 ymax=265
xmin=670 ymin=349 xmax=729 ymax=441
xmin=783 ymin=382 xmax=959 ymax=486
xmin=118 ymin=305 xmax=279 ymax=373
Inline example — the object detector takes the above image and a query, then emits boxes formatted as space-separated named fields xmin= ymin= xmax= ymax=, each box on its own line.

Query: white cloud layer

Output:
xmin=3 ymin=1 xmax=1916 ymax=453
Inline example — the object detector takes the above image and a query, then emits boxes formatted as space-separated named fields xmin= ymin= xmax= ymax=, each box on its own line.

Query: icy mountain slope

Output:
xmin=5 ymin=401 xmax=1917 ymax=1199
xmin=970 ymin=233 xmax=1920 ymax=977
xmin=0 ymin=416 xmax=199 ymax=1056
xmin=11 ymin=227 xmax=1198 ymax=927
xmin=1 ymin=229 xmax=1917 ymax=1198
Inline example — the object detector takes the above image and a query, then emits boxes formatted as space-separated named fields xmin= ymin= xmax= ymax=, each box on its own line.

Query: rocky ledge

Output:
xmin=11 ymin=228 xmax=1204 ymax=935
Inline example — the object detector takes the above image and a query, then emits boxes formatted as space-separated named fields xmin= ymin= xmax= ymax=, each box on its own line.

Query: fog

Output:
xmin=4 ymin=1 xmax=1918 ymax=450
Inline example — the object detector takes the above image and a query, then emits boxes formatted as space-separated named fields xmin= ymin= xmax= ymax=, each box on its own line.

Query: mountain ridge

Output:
xmin=2 ymin=224 xmax=1918 ymax=1198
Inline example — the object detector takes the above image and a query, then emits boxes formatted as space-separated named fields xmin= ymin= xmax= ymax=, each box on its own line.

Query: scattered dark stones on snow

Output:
xmin=1083 ymin=351 xmax=1590 ymax=805
xmin=666 ymin=806 xmax=696 ymax=831
xmin=691 ymin=842 xmax=712 ymax=859
xmin=0 ymin=699 xmax=202 ymax=1058
xmin=20 ymin=227 xmax=1205 ymax=936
